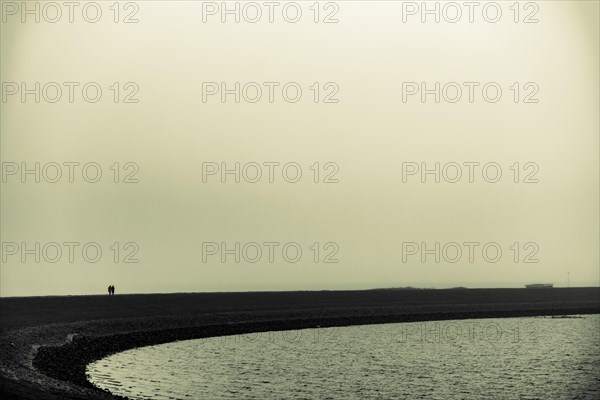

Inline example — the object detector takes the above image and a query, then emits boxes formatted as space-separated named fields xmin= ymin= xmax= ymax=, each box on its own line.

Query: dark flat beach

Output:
xmin=1 ymin=288 xmax=599 ymax=399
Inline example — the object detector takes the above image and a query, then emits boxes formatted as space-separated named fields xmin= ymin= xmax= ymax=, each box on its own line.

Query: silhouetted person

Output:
xmin=112 ymin=285 xmax=116 ymax=295
xmin=108 ymin=285 xmax=112 ymax=295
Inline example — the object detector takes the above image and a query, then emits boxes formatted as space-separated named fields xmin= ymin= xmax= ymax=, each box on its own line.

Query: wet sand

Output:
xmin=1 ymin=288 xmax=599 ymax=399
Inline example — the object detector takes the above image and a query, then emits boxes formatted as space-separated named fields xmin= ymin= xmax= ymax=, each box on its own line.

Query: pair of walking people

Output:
xmin=108 ymin=285 xmax=116 ymax=295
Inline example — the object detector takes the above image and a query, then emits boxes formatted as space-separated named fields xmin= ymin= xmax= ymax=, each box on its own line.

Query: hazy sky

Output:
xmin=1 ymin=1 xmax=599 ymax=296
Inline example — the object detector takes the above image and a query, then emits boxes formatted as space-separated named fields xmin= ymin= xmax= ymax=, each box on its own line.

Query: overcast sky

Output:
xmin=1 ymin=1 xmax=598 ymax=296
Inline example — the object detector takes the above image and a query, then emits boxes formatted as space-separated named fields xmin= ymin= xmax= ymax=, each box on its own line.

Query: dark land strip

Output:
xmin=1 ymin=288 xmax=599 ymax=399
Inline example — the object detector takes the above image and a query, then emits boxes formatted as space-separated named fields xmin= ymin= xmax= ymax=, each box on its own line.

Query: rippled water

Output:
xmin=87 ymin=315 xmax=599 ymax=399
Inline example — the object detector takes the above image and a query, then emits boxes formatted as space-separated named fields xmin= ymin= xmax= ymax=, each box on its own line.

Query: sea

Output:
xmin=87 ymin=315 xmax=600 ymax=399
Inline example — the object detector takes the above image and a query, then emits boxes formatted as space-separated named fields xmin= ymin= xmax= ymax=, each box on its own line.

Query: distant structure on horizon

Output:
xmin=525 ymin=283 xmax=554 ymax=289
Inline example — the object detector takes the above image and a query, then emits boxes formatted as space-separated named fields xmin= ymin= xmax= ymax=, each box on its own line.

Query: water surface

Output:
xmin=87 ymin=315 xmax=600 ymax=399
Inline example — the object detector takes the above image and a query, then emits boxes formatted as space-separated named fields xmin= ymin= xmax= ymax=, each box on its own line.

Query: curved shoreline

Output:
xmin=2 ymin=288 xmax=600 ymax=399
xmin=40 ymin=307 xmax=600 ymax=397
